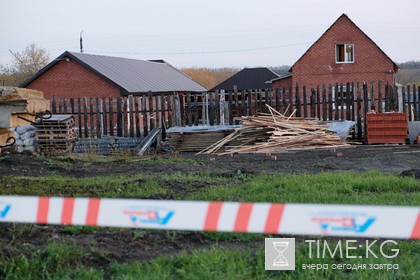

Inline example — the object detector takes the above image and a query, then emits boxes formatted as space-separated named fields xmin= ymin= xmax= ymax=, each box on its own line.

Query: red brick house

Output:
xmin=21 ymin=51 xmax=207 ymax=100
xmin=271 ymin=14 xmax=399 ymax=91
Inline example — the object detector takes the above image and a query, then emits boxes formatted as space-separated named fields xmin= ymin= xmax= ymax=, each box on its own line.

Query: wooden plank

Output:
xmin=89 ymin=98 xmax=95 ymax=138
xmin=322 ymin=84 xmax=327 ymax=121
xmin=378 ymin=81 xmax=383 ymax=113
xmin=96 ymin=97 xmax=101 ymax=138
xmin=339 ymin=83 xmax=344 ymax=120
xmin=356 ymin=83 xmax=362 ymax=140
xmin=193 ymin=94 xmax=199 ymax=125
xmin=247 ymin=90 xmax=252 ymax=116
xmin=123 ymin=97 xmax=128 ymax=137
xmin=102 ymin=97 xmax=108 ymax=136
xmin=302 ymin=86 xmax=307 ymax=118
xmin=414 ymin=85 xmax=418 ymax=121
xmin=228 ymin=91 xmax=233 ymax=124
xmin=363 ymin=83 xmax=369 ymax=143
xmin=156 ymin=94 xmax=161 ymax=129
xmin=310 ymin=89 xmax=315 ymax=118
xmin=209 ymin=92 xmax=215 ymax=126
xmin=129 ymin=95 xmax=135 ymax=137
xmin=242 ymin=90 xmax=247 ymax=116
xmin=186 ymin=93 xmax=192 ymax=126
xmin=63 ymin=98 xmax=68 ymax=113
xmin=77 ymin=98 xmax=82 ymax=138
xmin=161 ymin=94 xmax=166 ymax=137
xmin=370 ymin=82 xmax=375 ymax=115
xmin=116 ymin=97 xmax=122 ymax=137
xmin=234 ymin=85 xmax=239 ymax=117
xmin=274 ymin=88 xmax=280 ymax=113
xmin=51 ymin=96 xmax=57 ymax=114
xmin=316 ymin=86 xmax=321 ymax=119
xmin=58 ymin=98 xmax=63 ymax=113
xmin=327 ymin=84 xmax=333 ymax=120
xmin=295 ymin=84 xmax=301 ymax=118
xmin=109 ymin=97 xmax=114 ymax=137
xmin=147 ymin=92 xmax=154 ymax=129
xmin=141 ymin=96 xmax=148 ymax=136
xmin=407 ymin=85 xmax=412 ymax=121
xmin=167 ymin=94 xmax=173 ymax=127
xmin=83 ymin=97 xmax=88 ymax=138
xmin=351 ymin=82 xmax=355 ymax=123
xmin=346 ymin=82 xmax=352 ymax=120
xmin=134 ymin=96 xmax=141 ymax=137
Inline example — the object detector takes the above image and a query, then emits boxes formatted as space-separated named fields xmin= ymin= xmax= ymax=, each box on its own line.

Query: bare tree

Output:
xmin=0 ymin=43 xmax=50 ymax=86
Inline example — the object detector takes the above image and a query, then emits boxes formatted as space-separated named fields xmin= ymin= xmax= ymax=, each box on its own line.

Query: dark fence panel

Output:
xmin=51 ymin=81 xmax=416 ymax=140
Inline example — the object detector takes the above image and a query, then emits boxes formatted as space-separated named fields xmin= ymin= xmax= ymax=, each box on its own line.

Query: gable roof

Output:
xmin=21 ymin=51 xmax=207 ymax=93
xmin=211 ymin=67 xmax=280 ymax=91
xmin=289 ymin=13 xmax=399 ymax=73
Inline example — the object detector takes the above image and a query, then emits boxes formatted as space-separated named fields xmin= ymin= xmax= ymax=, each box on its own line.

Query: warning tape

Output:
xmin=0 ymin=196 xmax=419 ymax=239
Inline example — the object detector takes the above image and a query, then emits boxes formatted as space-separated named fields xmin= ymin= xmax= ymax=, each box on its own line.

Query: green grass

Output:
xmin=2 ymin=241 xmax=419 ymax=279
xmin=0 ymin=170 xmax=419 ymax=279
xmin=1 ymin=171 xmax=419 ymax=205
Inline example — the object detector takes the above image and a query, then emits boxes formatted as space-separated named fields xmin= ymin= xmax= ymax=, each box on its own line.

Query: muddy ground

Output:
xmin=0 ymin=144 xmax=420 ymax=269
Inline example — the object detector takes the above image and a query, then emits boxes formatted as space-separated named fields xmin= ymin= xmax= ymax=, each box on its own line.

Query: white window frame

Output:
xmin=336 ymin=43 xmax=354 ymax=63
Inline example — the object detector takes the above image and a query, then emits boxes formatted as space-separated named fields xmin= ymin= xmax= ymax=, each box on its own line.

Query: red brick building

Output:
xmin=21 ymin=51 xmax=207 ymax=100
xmin=271 ymin=14 xmax=399 ymax=91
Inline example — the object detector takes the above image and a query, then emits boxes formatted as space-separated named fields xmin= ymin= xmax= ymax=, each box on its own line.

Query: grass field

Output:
xmin=1 ymin=157 xmax=419 ymax=279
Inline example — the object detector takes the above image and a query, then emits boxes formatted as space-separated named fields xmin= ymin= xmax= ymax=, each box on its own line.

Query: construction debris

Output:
xmin=198 ymin=105 xmax=346 ymax=155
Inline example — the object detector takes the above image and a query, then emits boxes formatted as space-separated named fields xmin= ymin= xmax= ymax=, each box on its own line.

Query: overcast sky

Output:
xmin=1 ymin=0 xmax=419 ymax=68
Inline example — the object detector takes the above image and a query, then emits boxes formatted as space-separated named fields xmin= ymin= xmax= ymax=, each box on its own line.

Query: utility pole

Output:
xmin=80 ymin=30 xmax=84 ymax=53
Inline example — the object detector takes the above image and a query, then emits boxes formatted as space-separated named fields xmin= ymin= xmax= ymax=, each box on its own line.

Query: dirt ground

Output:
xmin=1 ymin=144 xmax=420 ymax=269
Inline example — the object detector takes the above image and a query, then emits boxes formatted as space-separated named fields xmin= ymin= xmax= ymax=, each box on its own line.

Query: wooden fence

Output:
xmin=51 ymin=81 xmax=420 ymax=140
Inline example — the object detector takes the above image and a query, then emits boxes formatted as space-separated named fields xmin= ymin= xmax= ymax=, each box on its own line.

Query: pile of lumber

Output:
xmin=198 ymin=105 xmax=345 ymax=155
xmin=165 ymin=125 xmax=239 ymax=152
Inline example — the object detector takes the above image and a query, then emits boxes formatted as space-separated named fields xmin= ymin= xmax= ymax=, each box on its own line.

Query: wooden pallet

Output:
xmin=34 ymin=114 xmax=76 ymax=154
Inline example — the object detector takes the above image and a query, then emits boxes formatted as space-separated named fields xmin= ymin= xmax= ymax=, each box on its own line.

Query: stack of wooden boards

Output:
xmin=164 ymin=125 xmax=240 ymax=152
xmin=35 ymin=114 xmax=76 ymax=154
xmin=198 ymin=106 xmax=344 ymax=155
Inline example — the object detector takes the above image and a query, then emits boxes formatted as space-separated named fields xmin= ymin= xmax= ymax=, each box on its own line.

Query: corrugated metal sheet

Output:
xmin=69 ymin=52 xmax=207 ymax=93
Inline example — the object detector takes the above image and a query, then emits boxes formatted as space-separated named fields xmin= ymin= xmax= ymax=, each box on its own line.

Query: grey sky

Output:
xmin=1 ymin=0 xmax=419 ymax=68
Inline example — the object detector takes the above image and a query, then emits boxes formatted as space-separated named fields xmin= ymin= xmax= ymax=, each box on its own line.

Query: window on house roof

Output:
xmin=336 ymin=43 xmax=354 ymax=63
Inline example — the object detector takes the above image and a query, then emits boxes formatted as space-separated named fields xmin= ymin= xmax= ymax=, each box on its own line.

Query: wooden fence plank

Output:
xmin=109 ymin=97 xmax=114 ymax=136
xmin=77 ymin=98 xmax=82 ymax=138
xmin=95 ymin=97 xmax=101 ymax=138
xmin=116 ymin=97 xmax=122 ymax=137
xmin=322 ymin=84 xmax=327 ymax=121
xmin=296 ymin=84 xmax=301 ymax=118
xmin=102 ymin=97 xmax=108 ymax=136
xmin=302 ymin=86 xmax=307 ymax=118
xmin=328 ymin=84 xmax=333 ymax=121
xmin=356 ymin=83 xmax=362 ymax=140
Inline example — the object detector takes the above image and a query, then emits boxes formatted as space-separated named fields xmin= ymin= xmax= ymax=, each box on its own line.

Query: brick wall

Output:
xmin=291 ymin=15 xmax=396 ymax=91
xmin=26 ymin=59 xmax=121 ymax=100
xmin=272 ymin=76 xmax=292 ymax=91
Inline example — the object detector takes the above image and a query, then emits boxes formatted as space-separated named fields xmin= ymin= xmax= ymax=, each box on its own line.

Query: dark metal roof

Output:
xmin=21 ymin=51 xmax=207 ymax=93
xmin=210 ymin=67 xmax=280 ymax=91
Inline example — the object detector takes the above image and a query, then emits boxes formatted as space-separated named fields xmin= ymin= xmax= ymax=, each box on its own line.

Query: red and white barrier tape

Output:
xmin=0 ymin=196 xmax=419 ymax=239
